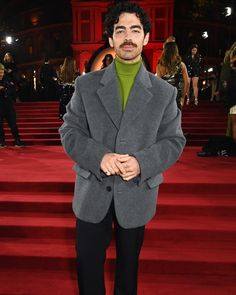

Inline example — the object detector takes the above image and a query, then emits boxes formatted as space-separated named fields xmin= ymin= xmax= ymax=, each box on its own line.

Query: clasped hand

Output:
xmin=100 ymin=153 xmax=140 ymax=181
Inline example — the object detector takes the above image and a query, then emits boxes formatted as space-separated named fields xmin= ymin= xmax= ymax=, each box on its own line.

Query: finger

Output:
xmin=115 ymin=160 xmax=126 ymax=175
xmin=109 ymin=161 xmax=120 ymax=175
xmin=104 ymin=169 xmax=111 ymax=176
xmin=117 ymin=154 xmax=130 ymax=162
xmin=101 ymin=165 xmax=111 ymax=176
xmin=122 ymin=174 xmax=136 ymax=181
xmin=121 ymin=171 xmax=136 ymax=179
xmin=118 ymin=154 xmax=129 ymax=157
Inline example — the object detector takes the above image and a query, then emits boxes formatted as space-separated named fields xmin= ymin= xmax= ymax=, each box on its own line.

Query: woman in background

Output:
xmin=59 ymin=56 xmax=78 ymax=119
xmin=184 ymin=44 xmax=201 ymax=106
xmin=101 ymin=54 xmax=113 ymax=69
xmin=156 ymin=42 xmax=189 ymax=110
xmin=217 ymin=42 xmax=236 ymax=103
xmin=227 ymin=49 xmax=236 ymax=141
xmin=59 ymin=56 xmax=78 ymax=84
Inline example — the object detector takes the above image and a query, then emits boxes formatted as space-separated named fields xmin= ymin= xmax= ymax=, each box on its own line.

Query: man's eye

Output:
xmin=132 ymin=30 xmax=140 ymax=33
xmin=116 ymin=30 xmax=124 ymax=34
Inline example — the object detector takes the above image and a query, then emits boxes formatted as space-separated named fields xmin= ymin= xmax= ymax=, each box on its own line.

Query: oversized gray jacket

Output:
xmin=59 ymin=62 xmax=186 ymax=229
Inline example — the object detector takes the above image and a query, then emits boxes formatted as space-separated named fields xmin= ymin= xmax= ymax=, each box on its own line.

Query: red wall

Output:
xmin=71 ymin=0 xmax=174 ymax=73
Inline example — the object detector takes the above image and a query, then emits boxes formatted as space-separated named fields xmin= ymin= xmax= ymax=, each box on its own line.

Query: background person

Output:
xmin=39 ymin=57 xmax=58 ymax=100
xmin=226 ymin=50 xmax=236 ymax=141
xmin=101 ymin=53 xmax=114 ymax=69
xmin=2 ymin=52 xmax=19 ymax=101
xmin=0 ymin=63 xmax=24 ymax=148
xmin=216 ymin=42 xmax=236 ymax=103
xmin=184 ymin=44 xmax=201 ymax=106
xmin=156 ymin=41 xmax=189 ymax=109
xmin=58 ymin=56 xmax=78 ymax=119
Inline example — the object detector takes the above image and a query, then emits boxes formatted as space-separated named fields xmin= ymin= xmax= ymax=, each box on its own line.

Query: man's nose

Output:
xmin=124 ymin=29 xmax=132 ymax=38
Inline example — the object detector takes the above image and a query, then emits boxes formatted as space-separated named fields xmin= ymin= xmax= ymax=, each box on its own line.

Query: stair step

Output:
xmin=1 ymin=192 xmax=236 ymax=217
xmin=0 ymin=238 xmax=236 ymax=275
xmin=1 ymin=215 xmax=235 ymax=242
xmin=0 ymin=270 xmax=235 ymax=295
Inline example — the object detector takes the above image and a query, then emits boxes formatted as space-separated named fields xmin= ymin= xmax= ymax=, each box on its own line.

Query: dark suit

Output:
xmin=0 ymin=78 xmax=20 ymax=144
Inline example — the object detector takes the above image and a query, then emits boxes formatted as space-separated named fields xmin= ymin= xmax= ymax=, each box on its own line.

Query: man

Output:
xmin=59 ymin=2 xmax=186 ymax=295
xmin=0 ymin=63 xmax=24 ymax=148
xmin=39 ymin=57 xmax=58 ymax=100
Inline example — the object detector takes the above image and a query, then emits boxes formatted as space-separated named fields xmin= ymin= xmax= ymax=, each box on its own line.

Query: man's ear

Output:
xmin=143 ymin=32 xmax=150 ymax=46
xmin=108 ymin=37 xmax=114 ymax=48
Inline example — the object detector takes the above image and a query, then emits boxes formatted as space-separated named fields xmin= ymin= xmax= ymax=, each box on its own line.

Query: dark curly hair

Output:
xmin=104 ymin=1 xmax=151 ymax=38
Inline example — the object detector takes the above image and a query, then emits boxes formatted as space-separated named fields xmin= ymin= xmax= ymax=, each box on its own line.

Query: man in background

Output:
xmin=0 ymin=63 xmax=24 ymax=147
xmin=39 ymin=57 xmax=58 ymax=100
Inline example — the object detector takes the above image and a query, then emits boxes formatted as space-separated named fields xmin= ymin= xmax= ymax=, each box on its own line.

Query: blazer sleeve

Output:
xmin=133 ymin=87 xmax=186 ymax=184
xmin=59 ymin=79 xmax=111 ymax=181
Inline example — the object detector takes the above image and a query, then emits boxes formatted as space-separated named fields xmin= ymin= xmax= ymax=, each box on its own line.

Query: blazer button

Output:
xmin=106 ymin=186 xmax=112 ymax=192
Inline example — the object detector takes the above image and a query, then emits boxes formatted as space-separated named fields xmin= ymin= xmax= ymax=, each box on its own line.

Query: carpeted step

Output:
xmin=1 ymin=180 xmax=236 ymax=194
xmin=182 ymin=122 xmax=226 ymax=127
xmin=4 ymin=122 xmax=61 ymax=128
xmin=5 ymin=133 xmax=59 ymax=139
xmin=1 ymin=192 xmax=236 ymax=217
xmin=183 ymin=127 xmax=226 ymax=132
xmin=1 ymin=215 xmax=236 ymax=243
xmin=4 ymin=127 xmax=60 ymax=133
xmin=4 ymin=139 xmax=61 ymax=145
xmin=14 ymin=117 xmax=60 ymax=122
xmin=0 ymin=270 xmax=235 ymax=295
xmin=1 ymin=237 xmax=236 ymax=276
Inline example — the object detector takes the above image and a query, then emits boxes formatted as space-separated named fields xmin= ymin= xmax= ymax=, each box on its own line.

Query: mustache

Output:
xmin=120 ymin=41 xmax=137 ymax=48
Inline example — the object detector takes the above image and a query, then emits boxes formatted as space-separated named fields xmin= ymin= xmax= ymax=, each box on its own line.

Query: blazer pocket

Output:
xmin=146 ymin=174 xmax=164 ymax=188
xmin=73 ymin=165 xmax=91 ymax=179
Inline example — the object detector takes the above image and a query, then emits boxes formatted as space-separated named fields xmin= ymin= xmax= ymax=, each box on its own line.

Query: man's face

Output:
xmin=109 ymin=12 xmax=149 ymax=63
xmin=0 ymin=69 xmax=4 ymax=80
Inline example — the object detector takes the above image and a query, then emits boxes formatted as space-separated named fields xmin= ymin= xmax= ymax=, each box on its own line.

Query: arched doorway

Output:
xmin=87 ymin=44 xmax=151 ymax=72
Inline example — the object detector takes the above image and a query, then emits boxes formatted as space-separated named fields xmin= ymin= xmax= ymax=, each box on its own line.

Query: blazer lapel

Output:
xmin=119 ymin=64 xmax=153 ymax=130
xmin=97 ymin=63 xmax=122 ymax=130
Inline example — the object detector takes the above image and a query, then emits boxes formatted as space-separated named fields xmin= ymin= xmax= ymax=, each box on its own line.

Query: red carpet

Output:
xmin=1 ymin=101 xmax=236 ymax=294
xmin=0 ymin=146 xmax=236 ymax=294
xmin=3 ymin=100 xmax=228 ymax=146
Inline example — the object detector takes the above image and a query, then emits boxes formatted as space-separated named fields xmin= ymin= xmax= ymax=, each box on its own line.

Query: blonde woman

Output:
xmin=59 ymin=56 xmax=78 ymax=83
xmin=59 ymin=56 xmax=78 ymax=119
xmin=227 ymin=50 xmax=236 ymax=141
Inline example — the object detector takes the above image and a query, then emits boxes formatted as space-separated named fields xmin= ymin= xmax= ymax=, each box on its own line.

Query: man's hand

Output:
xmin=100 ymin=153 xmax=128 ymax=176
xmin=119 ymin=156 xmax=141 ymax=181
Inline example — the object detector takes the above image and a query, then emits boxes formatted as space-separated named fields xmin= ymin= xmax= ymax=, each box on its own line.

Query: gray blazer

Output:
xmin=59 ymin=62 xmax=186 ymax=229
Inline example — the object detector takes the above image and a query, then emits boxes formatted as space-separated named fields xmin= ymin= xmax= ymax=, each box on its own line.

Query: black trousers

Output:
xmin=76 ymin=202 xmax=145 ymax=295
xmin=0 ymin=98 xmax=20 ymax=143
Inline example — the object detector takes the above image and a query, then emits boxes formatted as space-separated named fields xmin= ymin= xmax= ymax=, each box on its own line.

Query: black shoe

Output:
xmin=197 ymin=151 xmax=216 ymax=157
xmin=15 ymin=139 xmax=25 ymax=147
xmin=0 ymin=142 xmax=7 ymax=148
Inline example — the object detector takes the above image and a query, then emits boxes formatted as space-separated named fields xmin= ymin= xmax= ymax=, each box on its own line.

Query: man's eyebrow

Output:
xmin=114 ymin=25 xmax=142 ymax=30
xmin=130 ymin=25 xmax=142 ymax=29
xmin=114 ymin=25 xmax=125 ymax=30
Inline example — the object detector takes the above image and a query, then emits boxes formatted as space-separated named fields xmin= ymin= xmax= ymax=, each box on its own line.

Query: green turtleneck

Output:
xmin=115 ymin=58 xmax=141 ymax=111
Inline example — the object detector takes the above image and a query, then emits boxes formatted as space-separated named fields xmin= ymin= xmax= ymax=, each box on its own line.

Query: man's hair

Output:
xmin=104 ymin=1 xmax=151 ymax=38
xmin=0 ymin=63 xmax=5 ymax=70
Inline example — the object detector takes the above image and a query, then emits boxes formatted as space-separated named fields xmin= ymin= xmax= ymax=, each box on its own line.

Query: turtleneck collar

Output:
xmin=115 ymin=57 xmax=142 ymax=76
